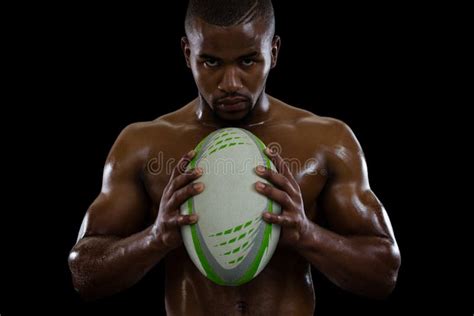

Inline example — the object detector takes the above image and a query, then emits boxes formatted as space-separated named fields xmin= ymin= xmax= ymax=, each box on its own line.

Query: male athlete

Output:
xmin=69 ymin=1 xmax=401 ymax=314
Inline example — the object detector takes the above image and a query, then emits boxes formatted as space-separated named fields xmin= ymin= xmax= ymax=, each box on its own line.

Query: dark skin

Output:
xmin=69 ymin=17 xmax=400 ymax=315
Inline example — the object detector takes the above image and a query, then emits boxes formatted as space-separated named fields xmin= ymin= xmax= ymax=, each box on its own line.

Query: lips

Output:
xmin=216 ymin=97 xmax=249 ymax=112
xmin=218 ymin=97 xmax=248 ymax=105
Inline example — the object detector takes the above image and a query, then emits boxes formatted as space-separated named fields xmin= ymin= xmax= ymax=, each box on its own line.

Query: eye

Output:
xmin=241 ymin=58 xmax=255 ymax=67
xmin=204 ymin=59 xmax=220 ymax=68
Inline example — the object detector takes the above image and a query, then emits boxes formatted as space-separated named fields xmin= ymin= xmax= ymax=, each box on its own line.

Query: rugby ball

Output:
xmin=180 ymin=127 xmax=281 ymax=286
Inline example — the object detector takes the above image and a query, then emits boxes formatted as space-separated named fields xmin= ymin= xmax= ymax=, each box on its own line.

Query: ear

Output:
xmin=181 ymin=36 xmax=191 ymax=68
xmin=270 ymin=35 xmax=281 ymax=69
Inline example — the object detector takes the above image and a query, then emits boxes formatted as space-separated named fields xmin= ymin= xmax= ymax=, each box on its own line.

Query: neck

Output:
xmin=194 ymin=93 xmax=273 ymax=129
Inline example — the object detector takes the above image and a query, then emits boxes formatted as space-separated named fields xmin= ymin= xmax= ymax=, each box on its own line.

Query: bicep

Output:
xmin=77 ymin=126 xmax=151 ymax=240
xmin=320 ymin=122 xmax=395 ymax=240
xmin=83 ymin=176 xmax=150 ymax=239
xmin=322 ymin=183 xmax=393 ymax=240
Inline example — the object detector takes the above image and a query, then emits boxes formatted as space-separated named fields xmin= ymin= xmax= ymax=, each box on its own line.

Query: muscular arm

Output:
xmin=69 ymin=229 xmax=167 ymax=301
xmin=297 ymin=121 xmax=401 ymax=299
xmin=68 ymin=124 xmax=186 ymax=301
xmin=69 ymin=122 xmax=202 ymax=301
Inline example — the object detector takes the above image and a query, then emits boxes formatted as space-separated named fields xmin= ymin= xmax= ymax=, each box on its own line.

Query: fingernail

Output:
xmin=265 ymin=147 xmax=273 ymax=155
xmin=256 ymin=182 xmax=265 ymax=190
xmin=193 ymin=183 xmax=204 ymax=191
xmin=187 ymin=149 xmax=196 ymax=157
xmin=263 ymin=212 xmax=271 ymax=219
xmin=256 ymin=165 xmax=265 ymax=173
xmin=194 ymin=168 xmax=203 ymax=176
xmin=190 ymin=214 xmax=198 ymax=221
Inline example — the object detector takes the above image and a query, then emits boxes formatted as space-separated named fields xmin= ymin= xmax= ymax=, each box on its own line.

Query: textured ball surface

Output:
xmin=180 ymin=127 xmax=281 ymax=286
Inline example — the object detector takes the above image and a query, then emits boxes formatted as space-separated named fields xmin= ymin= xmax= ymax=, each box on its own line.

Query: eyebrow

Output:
xmin=239 ymin=51 xmax=259 ymax=59
xmin=198 ymin=51 xmax=260 ymax=60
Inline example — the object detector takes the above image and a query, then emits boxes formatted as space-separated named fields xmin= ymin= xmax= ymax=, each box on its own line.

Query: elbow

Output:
xmin=68 ymin=248 xmax=102 ymax=301
xmin=373 ymin=241 xmax=401 ymax=299
xmin=372 ymin=269 xmax=399 ymax=300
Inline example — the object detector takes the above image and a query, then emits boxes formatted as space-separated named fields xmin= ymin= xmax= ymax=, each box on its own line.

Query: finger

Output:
xmin=262 ymin=211 xmax=296 ymax=227
xmin=166 ymin=214 xmax=199 ymax=228
xmin=170 ymin=149 xmax=196 ymax=180
xmin=167 ymin=182 xmax=205 ymax=211
xmin=255 ymin=181 xmax=293 ymax=210
xmin=165 ymin=150 xmax=197 ymax=197
xmin=264 ymin=147 xmax=298 ymax=188
xmin=255 ymin=165 xmax=298 ymax=197
xmin=165 ymin=167 xmax=203 ymax=198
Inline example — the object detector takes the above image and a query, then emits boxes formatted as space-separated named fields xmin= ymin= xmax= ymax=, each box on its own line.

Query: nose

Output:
xmin=218 ymin=66 xmax=243 ymax=93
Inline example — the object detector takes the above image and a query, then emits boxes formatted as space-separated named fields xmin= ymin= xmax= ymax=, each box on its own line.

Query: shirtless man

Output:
xmin=68 ymin=0 xmax=401 ymax=314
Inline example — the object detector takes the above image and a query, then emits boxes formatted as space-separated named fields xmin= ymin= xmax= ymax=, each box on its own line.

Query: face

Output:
xmin=183 ymin=18 xmax=280 ymax=121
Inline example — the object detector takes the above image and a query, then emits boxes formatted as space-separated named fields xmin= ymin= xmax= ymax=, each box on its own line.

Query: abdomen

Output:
xmin=164 ymin=248 xmax=315 ymax=315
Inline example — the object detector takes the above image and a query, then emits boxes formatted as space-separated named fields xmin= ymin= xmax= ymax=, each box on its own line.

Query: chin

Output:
xmin=215 ymin=108 xmax=251 ymax=121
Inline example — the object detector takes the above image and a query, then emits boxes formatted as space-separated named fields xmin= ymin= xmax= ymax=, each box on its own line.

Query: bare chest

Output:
xmin=142 ymin=126 xmax=328 ymax=222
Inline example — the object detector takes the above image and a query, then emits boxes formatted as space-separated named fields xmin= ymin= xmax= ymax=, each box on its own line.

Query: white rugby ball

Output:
xmin=180 ymin=127 xmax=281 ymax=286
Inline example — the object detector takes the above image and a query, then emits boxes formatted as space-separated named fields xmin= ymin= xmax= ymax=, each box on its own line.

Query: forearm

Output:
xmin=68 ymin=225 xmax=170 ymax=300
xmin=296 ymin=221 xmax=400 ymax=299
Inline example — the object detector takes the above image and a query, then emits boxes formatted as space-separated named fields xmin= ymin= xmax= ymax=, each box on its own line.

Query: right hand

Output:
xmin=153 ymin=150 xmax=204 ymax=250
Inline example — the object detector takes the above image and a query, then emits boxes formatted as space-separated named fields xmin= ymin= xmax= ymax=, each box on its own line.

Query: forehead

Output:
xmin=188 ymin=18 xmax=271 ymax=55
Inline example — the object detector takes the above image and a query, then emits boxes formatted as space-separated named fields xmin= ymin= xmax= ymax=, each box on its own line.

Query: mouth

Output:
xmin=216 ymin=98 xmax=249 ymax=113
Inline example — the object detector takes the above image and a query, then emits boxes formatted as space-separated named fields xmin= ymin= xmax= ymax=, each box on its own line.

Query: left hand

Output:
xmin=255 ymin=147 xmax=309 ymax=248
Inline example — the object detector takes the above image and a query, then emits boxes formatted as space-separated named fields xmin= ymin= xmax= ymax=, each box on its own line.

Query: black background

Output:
xmin=3 ymin=2 xmax=462 ymax=316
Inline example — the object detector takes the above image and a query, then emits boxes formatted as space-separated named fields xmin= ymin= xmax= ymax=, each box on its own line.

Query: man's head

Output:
xmin=182 ymin=0 xmax=280 ymax=121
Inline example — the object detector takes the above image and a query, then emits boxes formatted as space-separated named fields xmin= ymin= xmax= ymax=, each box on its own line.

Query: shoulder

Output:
xmin=297 ymin=112 xmax=362 ymax=157
xmin=107 ymin=105 xmax=193 ymax=167
xmin=271 ymin=97 xmax=364 ymax=175
xmin=271 ymin=96 xmax=358 ymax=147
xmin=298 ymin=116 xmax=365 ymax=180
xmin=114 ymin=103 xmax=194 ymax=149
xmin=301 ymin=115 xmax=359 ymax=149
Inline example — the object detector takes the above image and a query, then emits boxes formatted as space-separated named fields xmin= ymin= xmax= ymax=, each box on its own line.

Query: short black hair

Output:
xmin=185 ymin=0 xmax=275 ymax=36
